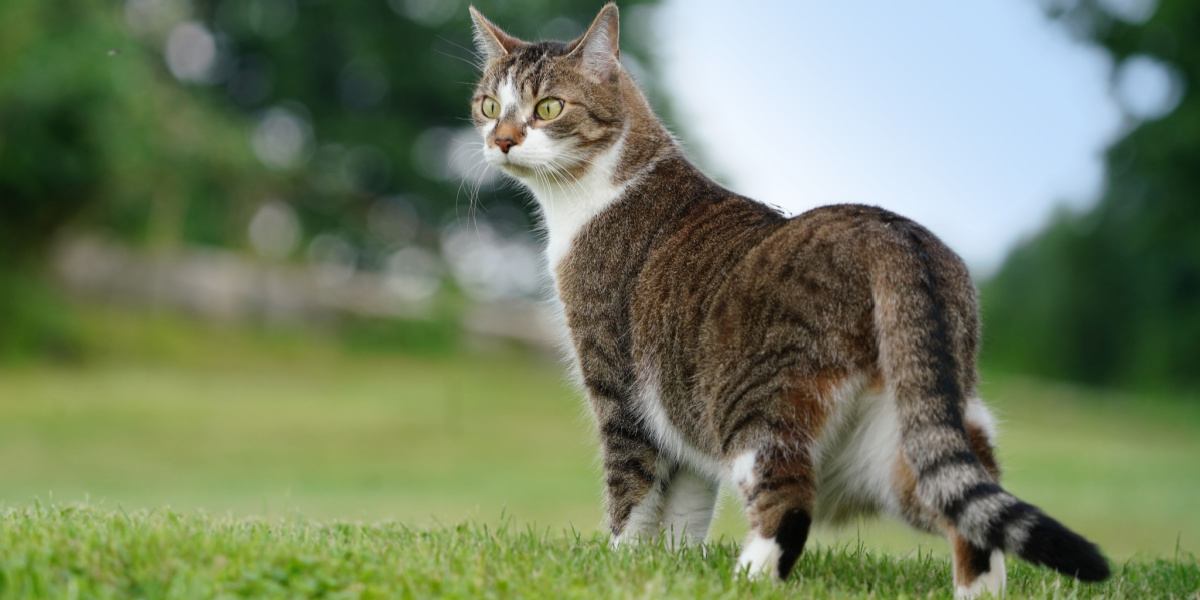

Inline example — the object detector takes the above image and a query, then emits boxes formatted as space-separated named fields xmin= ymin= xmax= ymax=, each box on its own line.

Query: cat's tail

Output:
xmin=869 ymin=220 xmax=1110 ymax=583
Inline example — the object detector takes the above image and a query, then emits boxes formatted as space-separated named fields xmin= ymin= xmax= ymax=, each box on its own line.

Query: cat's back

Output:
xmin=712 ymin=202 xmax=968 ymax=318
xmin=696 ymin=202 xmax=976 ymax=388
xmin=695 ymin=205 xmax=892 ymax=381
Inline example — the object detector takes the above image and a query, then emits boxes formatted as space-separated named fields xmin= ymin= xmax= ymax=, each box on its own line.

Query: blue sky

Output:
xmin=652 ymin=1 xmax=1124 ymax=273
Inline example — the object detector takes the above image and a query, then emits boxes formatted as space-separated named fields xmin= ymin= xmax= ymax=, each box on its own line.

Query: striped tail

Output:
xmin=871 ymin=223 xmax=1110 ymax=583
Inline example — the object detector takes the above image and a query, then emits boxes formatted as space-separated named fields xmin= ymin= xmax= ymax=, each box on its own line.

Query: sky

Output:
xmin=652 ymin=0 xmax=1124 ymax=273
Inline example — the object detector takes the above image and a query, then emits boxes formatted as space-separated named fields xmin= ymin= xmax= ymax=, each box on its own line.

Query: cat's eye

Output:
xmin=480 ymin=96 xmax=499 ymax=119
xmin=535 ymin=97 xmax=564 ymax=120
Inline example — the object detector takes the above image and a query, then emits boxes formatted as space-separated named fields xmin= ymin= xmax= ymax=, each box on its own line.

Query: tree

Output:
xmin=983 ymin=0 xmax=1200 ymax=390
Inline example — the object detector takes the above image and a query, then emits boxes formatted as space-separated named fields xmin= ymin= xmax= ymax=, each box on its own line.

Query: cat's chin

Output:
xmin=497 ymin=162 xmax=536 ymax=179
xmin=498 ymin=158 xmax=572 ymax=181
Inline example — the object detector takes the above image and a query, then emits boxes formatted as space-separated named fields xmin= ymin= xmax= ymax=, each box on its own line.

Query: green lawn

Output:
xmin=1 ymin=505 xmax=1196 ymax=599
xmin=0 ymin=313 xmax=1198 ymax=596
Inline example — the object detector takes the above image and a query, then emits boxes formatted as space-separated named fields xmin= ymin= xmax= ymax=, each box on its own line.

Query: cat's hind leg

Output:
xmin=728 ymin=443 xmax=815 ymax=580
xmin=891 ymin=398 xmax=1006 ymax=599
xmin=894 ymin=460 xmax=1006 ymax=599
xmin=950 ymin=533 xmax=1006 ymax=600
xmin=948 ymin=398 xmax=1006 ymax=599
xmin=719 ymin=377 xmax=836 ymax=580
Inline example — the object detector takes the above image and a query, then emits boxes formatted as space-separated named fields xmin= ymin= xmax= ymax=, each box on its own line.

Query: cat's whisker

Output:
xmin=435 ymin=35 xmax=487 ymax=72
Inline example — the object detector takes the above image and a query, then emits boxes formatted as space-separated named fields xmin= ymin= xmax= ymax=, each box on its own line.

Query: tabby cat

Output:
xmin=468 ymin=4 xmax=1109 ymax=597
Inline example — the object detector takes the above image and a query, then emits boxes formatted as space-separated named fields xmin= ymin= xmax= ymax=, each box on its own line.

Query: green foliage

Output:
xmin=982 ymin=0 xmax=1200 ymax=391
xmin=0 ymin=268 xmax=81 ymax=363
xmin=0 ymin=505 xmax=1196 ymax=599
xmin=0 ymin=1 xmax=276 ymax=357
xmin=0 ymin=1 xmax=272 ymax=257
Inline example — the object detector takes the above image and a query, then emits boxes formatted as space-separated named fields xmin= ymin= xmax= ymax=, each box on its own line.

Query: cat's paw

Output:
xmin=735 ymin=534 xmax=783 ymax=579
xmin=609 ymin=534 xmax=633 ymax=550
xmin=609 ymin=530 xmax=652 ymax=550
xmin=954 ymin=549 xmax=1006 ymax=599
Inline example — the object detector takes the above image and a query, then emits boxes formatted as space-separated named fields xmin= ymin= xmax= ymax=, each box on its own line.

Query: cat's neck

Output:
xmin=524 ymin=129 xmax=633 ymax=270
xmin=526 ymin=83 xmax=678 ymax=270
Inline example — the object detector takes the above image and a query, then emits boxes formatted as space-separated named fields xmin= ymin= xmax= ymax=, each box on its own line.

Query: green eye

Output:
xmin=535 ymin=97 xmax=564 ymax=120
xmin=480 ymin=96 xmax=499 ymax=119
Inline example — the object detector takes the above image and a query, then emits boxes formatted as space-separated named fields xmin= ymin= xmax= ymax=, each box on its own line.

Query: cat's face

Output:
xmin=470 ymin=5 xmax=625 ymax=181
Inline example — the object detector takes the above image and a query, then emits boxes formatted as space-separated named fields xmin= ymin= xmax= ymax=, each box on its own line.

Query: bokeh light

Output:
xmin=248 ymin=200 xmax=301 ymax=260
xmin=1096 ymin=0 xmax=1158 ymax=23
xmin=165 ymin=21 xmax=217 ymax=83
xmin=440 ymin=222 xmax=542 ymax=302
xmin=307 ymin=233 xmax=358 ymax=288
xmin=1114 ymin=54 xmax=1183 ymax=121
xmin=251 ymin=105 xmax=313 ymax=170
xmin=384 ymin=246 xmax=442 ymax=302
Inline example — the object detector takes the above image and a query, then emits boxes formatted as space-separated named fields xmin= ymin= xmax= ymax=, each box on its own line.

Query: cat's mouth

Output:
xmin=488 ymin=151 xmax=539 ymax=178
xmin=495 ymin=156 xmax=534 ymax=177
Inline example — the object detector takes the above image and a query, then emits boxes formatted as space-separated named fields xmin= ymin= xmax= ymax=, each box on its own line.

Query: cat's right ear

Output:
xmin=566 ymin=3 xmax=620 ymax=81
xmin=469 ymin=6 xmax=526 ymax=64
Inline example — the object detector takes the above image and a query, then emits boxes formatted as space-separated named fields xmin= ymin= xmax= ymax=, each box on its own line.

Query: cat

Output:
xmin=468 ymin=4 xmax=1109 ymax=597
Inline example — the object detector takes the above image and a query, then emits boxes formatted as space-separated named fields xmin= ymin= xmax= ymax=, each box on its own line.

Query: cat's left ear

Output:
xmin=566 ymin=3 xmax=620 ymax=80
xmin=469 ymin=6 xmax=526 ymax=63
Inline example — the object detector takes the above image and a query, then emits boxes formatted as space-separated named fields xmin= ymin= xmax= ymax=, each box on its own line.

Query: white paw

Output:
xmin=955 ymin=549 xmax=1006 ymax=599
xmin=736 ymin=533 xmax=781 ymax=579
xmin=610 ymin=532 xmax=641 ymax=550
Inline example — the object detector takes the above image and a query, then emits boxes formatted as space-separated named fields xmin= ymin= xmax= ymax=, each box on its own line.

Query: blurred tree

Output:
xmin=983 ymin=0 xmax=1200 ymax=390
xmin=0 ymin=1 xmax=277 ymax=256
xmin=0 ymin=0 xmax=671 ymax=358
xmin=0 ymin=0 xmax=275 ymax=358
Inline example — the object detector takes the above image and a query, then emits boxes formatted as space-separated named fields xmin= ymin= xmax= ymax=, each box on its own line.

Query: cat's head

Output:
xmin=469 ymin=4 xmax=628 ymax=181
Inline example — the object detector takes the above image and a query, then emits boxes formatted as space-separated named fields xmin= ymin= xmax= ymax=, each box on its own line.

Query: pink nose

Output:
xmin=495 ymin=137 xmax=517 ymax=153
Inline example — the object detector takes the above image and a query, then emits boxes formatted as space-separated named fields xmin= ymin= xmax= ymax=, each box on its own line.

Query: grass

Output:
xmin=1 ymin=504 xmax=1196 ymax=599
xmin=1 ymin=309 xmax=1199 ymax=597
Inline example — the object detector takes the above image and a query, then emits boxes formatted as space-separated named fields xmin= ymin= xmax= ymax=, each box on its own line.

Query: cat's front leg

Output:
xmin=599 ymin=415 xmax=671 ymax=546
xmin=659 ymin=465 xmax=719 ymax=548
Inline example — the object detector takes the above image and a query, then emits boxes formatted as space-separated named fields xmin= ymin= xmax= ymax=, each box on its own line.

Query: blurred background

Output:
xmin=1 ymin=0 xmax=1196 ymax=560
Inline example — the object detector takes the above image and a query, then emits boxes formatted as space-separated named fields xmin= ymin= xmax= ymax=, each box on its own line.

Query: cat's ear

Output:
xmin=566 ymin=3 xmax=620 ymax=80
xmin=469 ymin=6 xmax=526 ymax=63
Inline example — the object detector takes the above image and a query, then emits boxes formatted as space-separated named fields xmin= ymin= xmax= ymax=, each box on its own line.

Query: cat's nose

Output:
xmin=494 ymin=137 xmax=518 ymax=153
xmin=492 ymin=122 xmax=525 ymax=154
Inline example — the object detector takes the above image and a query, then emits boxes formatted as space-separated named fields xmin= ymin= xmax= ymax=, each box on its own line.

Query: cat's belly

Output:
xmin=633 ymin=365 xmax=912 ymax=524
xmin=810 ymin=381 xmax=904 ymax=524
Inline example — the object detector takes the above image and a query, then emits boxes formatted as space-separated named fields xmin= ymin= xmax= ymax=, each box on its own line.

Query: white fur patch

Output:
xmin=660 ymin=468 xmax=719 ymax=547
xmin=964 ymin=397 xmax=998 ymax=443
xmin=632 ymin=369 xmax=724 ymax=481
xmin=955 ymin=549 xmax=1006 ymax=599
xmin=524 ymin=131 xmax=629 ymax=271
xmin=496 ymin=72 xmax=519 ymax=119
xmin=809 ymin=374 xmax=905 ymax=522
xmin=730 ymin=450 xmax=757 ymax=491
xmin=736 ymin=533 xmax=782 ymax=578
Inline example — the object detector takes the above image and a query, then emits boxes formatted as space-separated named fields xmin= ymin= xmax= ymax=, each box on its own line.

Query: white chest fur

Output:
xmin=523 ymin=133 xmax=628 ymax=271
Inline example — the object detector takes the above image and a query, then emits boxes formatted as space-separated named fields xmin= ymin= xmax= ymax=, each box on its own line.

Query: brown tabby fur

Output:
xmin=468 ymin=3 xmax=1109 ymax=593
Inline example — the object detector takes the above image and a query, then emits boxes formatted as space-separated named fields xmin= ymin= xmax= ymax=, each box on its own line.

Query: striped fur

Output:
xmin=469 ymin=3 xmax=1109 ymax=594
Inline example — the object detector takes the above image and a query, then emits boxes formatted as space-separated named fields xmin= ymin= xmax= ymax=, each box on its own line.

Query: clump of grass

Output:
xmin=1 ymin=504 xmax=1196 ymax=599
